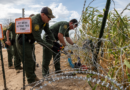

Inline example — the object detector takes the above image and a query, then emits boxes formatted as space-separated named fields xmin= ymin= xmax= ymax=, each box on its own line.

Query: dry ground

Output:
xmin=0 ymin=44 xmax=91 ymax=90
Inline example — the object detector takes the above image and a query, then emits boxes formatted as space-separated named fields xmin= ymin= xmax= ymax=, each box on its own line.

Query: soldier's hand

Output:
xmin=51 ymin=46 xmax=60 ymax=53
xmin=5 ymin=41 xmax=11 ymax=46
xmin=53 ymin=42 xmax=62 ymax=49
xmin=64 ymin=46 xmax=69 ymax=52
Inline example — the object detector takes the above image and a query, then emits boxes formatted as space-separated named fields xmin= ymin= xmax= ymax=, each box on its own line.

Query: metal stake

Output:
xmin=0 ymin=41 xmax=8 ymax=90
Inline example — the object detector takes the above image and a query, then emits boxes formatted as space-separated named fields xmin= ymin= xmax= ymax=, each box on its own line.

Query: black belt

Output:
xmin=17 ymin=34 xmax=35 ymax=45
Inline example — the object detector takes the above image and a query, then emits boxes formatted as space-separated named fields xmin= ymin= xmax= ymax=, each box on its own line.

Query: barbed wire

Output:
xmin=1 ymin=0 xmax=130 ymax=90
xmin=30 ymin=0 xmax=130 ymax=89
xmin=78 ymin=0 xmax=87 ymax=24
xmin=29 ymin=69 xmax=124 ymax=90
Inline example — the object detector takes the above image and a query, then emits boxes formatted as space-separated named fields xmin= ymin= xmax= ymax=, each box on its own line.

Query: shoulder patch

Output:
xmin=63 ymin=25 xmax=67 ymax=30
xmin=9 ymin=23 xmax=12 ymax=26
xmin=34 ymin=24 xmax=39 ymax=31
xmin=3 ymin=28 xmax=6 ymax=31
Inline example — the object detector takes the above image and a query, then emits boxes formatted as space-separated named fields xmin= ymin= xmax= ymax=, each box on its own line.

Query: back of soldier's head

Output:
xmin=69 ymin=19 xmax=78 ymax=27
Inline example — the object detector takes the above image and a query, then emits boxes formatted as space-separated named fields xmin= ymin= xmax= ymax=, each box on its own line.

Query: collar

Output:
xmin=37 ymin=14 xmax=45 ymax=25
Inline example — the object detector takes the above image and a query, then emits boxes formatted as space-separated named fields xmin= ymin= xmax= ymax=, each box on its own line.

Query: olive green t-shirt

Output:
xmin=50 ymin=21 xmax=69 ymax=41
xmin=7 ymin=23 xmax=16 ymax=40
xmin=3 ymin=30 xmax=7 ymax=43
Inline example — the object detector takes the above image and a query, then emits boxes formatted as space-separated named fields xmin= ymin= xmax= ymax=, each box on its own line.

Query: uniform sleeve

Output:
xmin=32 ymin=23 xmax=53 ymax=48
xmin=44 ymin=23 xmax=56 ymax=41
xmin=59 ymin=24 xmax=69 ymax=37
xmin=3 ymin=30 xmax=6 ymax=42
xmin=7 ymin=23 xmax=14 ymax=32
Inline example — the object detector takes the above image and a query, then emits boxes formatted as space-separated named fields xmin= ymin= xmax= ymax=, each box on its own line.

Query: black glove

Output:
xmin=5 ymin=43 xmax=9 ymax=48
xmin=53 ymin=42 xmax=62 ymax=49
xmin=10 ymin=39 xmax=15 ymax=45
xmin=51 ymin=46 xmax=60 ymax=53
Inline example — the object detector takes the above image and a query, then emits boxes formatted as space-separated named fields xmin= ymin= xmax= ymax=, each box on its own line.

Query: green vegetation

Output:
xmin=72 ymin=6 xmax=130 ymax=89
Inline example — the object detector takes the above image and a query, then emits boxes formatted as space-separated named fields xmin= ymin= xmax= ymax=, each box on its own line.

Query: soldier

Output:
xmin=16 ymin=7 xmax=59 ymax=85
xmin=3 ymin=28 xmax=14 ymax=69
xmin=5 ymin=23 xmax=22 ymax=73
xmin=29 ymin=14 xmax=37 ymax=71
xmin=42 ymin=19 xmax=78 ymax=76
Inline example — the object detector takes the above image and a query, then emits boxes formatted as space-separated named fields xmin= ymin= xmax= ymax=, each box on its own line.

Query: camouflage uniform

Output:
xmin=16 ymin=14 xmax=55 ymax=83
xmin=3 ymin=30 xmax=13 ymax=67
xmin=42 ymin=21 xmax=69 ymax=76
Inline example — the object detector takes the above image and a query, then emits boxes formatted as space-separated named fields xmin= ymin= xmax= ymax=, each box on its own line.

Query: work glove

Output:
xmin=5 ymin=43 xmax=9 ymax=48
xmin=64 ymin=46 xmax=69 ymax=52
xmin=51 ymin=46 xmax=60 ymax=53
xmin=53 ymin=42 xmax=62 ymax=49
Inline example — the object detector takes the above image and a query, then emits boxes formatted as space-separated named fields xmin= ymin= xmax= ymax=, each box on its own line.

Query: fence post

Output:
xmin=0 ymin=41 xmax=8 ymax=90
xmin=22 ymin=8 xmax=25 ymax=90
xmin=93 ymin=0 xmax=111 ymax=68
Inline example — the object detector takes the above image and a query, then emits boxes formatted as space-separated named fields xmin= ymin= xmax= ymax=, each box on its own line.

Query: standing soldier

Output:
xmin=5 ymin=23 xmax=23 ymax=73
xmin=3 ymin=28 xmax=14 ymax=69
xmin=42 ymin=19 xmax=78 ymax=76
xmin=16 ymin=7 xmax=60 ymax=85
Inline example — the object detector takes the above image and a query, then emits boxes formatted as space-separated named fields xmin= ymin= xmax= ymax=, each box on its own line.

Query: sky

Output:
xmin=0 ymin=0 xmax=129 ymax=37
xmin=0 ymin=0 xmax=129 ymax=25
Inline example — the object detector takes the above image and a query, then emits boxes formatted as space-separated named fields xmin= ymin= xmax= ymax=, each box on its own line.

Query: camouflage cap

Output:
xmin=41 ymin=7 xmax=55 ymax=18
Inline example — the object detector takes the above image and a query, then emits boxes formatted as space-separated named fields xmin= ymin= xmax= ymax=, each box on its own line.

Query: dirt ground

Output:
xmin=0 ymin=44 xmax=91 ymax=90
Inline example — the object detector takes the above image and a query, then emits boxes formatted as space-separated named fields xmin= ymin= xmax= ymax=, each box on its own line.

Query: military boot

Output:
xmin=9 ymin=66 xmax=15 ymax=69
xmin=29 ymin=77 xmax=43 ymax=87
